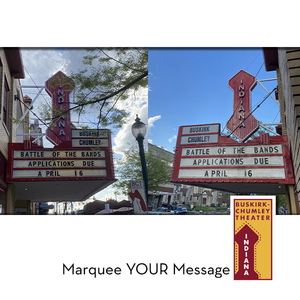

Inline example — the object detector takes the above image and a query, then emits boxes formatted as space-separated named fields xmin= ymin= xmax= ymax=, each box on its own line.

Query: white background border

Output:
xmin=1 ymin=1 xmax=299 ymax=299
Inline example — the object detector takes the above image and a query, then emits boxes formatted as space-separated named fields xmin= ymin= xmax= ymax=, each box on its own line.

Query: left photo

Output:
xmin=0 ymin=48 xmax=148 ymax=215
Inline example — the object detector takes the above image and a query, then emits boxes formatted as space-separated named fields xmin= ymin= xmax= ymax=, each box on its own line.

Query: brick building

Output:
xmin=263 ymin=48 xmax=300 ymax=214
xmin=0 ymin=48 xmax=33 ymax=214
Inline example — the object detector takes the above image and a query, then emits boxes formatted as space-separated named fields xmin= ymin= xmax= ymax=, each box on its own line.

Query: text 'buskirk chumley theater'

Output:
xmin=0 ymin=49 xmax=116 ymax=214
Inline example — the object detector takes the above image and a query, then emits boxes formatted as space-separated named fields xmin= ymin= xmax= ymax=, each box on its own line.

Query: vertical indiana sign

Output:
xmin=233 ymin=196 xmax=273 ymax=280
xmin=226 ymin=70 xmax=259 ymax=142
xmin=45 ymin=71 xmax=75 ymax=146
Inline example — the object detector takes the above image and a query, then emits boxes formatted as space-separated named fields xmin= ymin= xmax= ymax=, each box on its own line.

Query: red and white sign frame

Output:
xmin=6 ymin=129 xmax=116 ymax=183
xmin=176 ymin=123 xmax=220 ymax=147
xmin=171 ymin=125 xmax=295 ymax=186
xmin=226 ymin=69 xmax=259 ymax=142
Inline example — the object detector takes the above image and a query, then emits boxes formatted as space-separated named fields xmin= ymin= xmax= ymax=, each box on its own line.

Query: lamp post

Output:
xmin=131 ymin=114 xmax=148 ymax=206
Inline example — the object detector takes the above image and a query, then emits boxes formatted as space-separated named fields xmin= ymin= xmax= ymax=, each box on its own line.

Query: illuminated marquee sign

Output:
xmin=7 ymin=147 xmax=111 ymax=181
xmin=226 ymin=70 xmax=259 ymax=142
xmin=6 ymin=128 xmax=115 ymax=182
xmin=171 ymin=124 xmax=295 ymax=192
xmin=171 ymin=71 xmax=295 ymax=194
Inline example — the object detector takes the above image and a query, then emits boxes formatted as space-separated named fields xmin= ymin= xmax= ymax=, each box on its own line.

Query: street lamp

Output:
xmin=131 ymin=114 xmax=148 ymax=206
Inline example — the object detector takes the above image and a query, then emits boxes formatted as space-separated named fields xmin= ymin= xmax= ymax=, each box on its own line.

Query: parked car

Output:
xmin=169 ymin=204 xmax=176 ymax=210
xmin=148 ymin=207 xmax=174 ymax=215
xmin=161 ymin=203 xmax=176 ymax=211
xmin=174 ymin=207 xmax=188 ymax=215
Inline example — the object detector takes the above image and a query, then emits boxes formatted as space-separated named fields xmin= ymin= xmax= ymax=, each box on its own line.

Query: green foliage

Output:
xmin=113 ymin=146 xmax=172 ymax=195
xmin=194 ymin=206 xmax=214 ymax=212
xmin=38 ymin=48 xmax=148 ymax=130
xmin=69 ymin=48 xmax=148 ymax=130
xmin=276 ymin=194 xmax=286 ymax=210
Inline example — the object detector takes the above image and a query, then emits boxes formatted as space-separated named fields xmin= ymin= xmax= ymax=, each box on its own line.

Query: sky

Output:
xmin=19 ymin=48 xmax=148 ymax=201
xmin=148 ymin=48 xmax=279 ymax=153
xmin=20 ymin=48 xmax=279 ymax=201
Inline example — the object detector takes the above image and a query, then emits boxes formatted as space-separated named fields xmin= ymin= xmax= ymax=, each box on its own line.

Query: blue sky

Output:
xmin=148 ymin=48 xmax=278 ymax=152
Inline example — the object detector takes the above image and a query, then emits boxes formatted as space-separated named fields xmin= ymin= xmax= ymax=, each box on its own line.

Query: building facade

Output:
xmin=148 ymin=143 xmax=175 ymax=207
xmin=263 ymin=48 xmax=300 ymax=214
xmin=148 ymin=143 xmax=223 ymax=208
xmin=0 ymin=48 xmax=32 ymax=214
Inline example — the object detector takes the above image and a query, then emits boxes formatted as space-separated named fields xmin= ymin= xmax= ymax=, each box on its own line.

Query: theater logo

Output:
xmin=233 ymin=196 xmax=274 ymax=280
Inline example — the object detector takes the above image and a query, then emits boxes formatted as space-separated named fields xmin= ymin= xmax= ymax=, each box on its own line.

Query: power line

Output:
xmin=245 ymin=52 xmax=262 ymax=71
xmin=255 ymin=62 xmax=265 ymax=78
xmin=227 ymin=87 xmax=276 ymax=139
xmin=22 ymin=65 xmax=74 ymax=141
xmin=222 ymin=60 xmax=273 ymax=135
xmin=16 ymin=97 xmax=65 ymax=143
xmin=23 ymin=48 xmax=55 ymax=74
xmin=23 ymin=66 xmax=52 ymax=110
xmin=272 ymin=110 xmax=280 ymax=123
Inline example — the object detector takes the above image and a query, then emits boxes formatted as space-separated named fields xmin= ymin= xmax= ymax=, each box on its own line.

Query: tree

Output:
xmin=40 ymin=48 xmax=148 ymax=130
xmin=113 ymin=146 xmax=172 ymax=195
xmin=276 ymin=194 xmax=287 ymax=211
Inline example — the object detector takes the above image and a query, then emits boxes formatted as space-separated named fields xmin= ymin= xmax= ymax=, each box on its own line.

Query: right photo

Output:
xmin=148 ymin=48 xmax=299 ymax=215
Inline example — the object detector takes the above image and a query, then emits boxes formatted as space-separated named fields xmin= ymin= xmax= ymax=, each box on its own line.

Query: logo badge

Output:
xmin=233 ymin=196 xmax=273 ymax=280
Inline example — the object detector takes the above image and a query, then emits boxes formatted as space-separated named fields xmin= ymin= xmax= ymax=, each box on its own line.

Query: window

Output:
xmin=3 ymin=79 xmax=9 ymax=127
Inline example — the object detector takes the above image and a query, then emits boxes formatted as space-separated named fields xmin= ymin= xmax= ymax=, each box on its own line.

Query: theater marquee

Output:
xmin=5 ymin=71 xmax=117 ymax=202
xmin=171 ymin=70 xmax=295 ymax=194
xmin=171 ymin=124 xmax=295 ymax=194
xmin=8 ymin=129 xmax=113 ymax=181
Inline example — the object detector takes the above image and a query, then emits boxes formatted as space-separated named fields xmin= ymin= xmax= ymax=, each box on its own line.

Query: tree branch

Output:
xmin=51 ymin=71 xmax=148 ymax=122
xmin=97 ymin=48 xmax=147 ymax=74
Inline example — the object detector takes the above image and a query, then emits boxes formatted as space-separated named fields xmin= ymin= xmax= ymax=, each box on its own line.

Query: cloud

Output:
xmin=112 ymin=91 xmax=148 ymax=156
xmin=148 ymin=115 xmax=161 ymax=129
xmin=168 ymin=135 xmax=177 ymax=143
